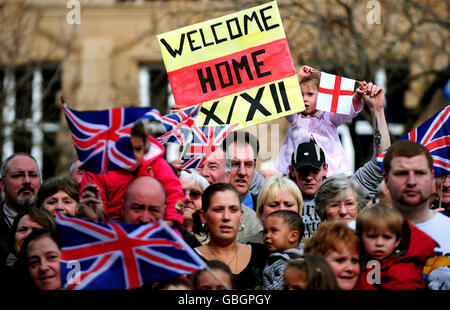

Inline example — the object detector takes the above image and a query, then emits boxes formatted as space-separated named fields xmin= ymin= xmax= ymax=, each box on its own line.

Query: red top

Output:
xmin=80 ymin=135 xmax=185 ymax=225
xmin=355 ymin=220 xmax=436 ymax=290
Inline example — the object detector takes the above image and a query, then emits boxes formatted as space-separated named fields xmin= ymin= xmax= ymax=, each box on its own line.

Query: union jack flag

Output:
xmin=180 ymin=124 xmax=237 ymax=170
xmin=55 ymin=212 xmax=205 ymax=290
xmin=156 ymin=104 xmax=201 ymax=145
xmin=62 ymin=103 xmax=161 ymax=174
xmin=377 ymin=105 xmax=450 ymax=177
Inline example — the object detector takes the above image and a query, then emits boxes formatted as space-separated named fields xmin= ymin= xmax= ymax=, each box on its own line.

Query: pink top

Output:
xmin=276 ymin=100 xmax=363 ymax=177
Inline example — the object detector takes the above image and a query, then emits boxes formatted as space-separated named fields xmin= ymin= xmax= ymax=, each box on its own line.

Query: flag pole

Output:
xmin=85 ymin=170 xmax=91 ymax=184
xmin=203 ymin=264 xmax=232 ymax=290
xmin=60 ymin=96 xmax=91 ymax=184
xmin=180 ymin=131 xmax=191 ymax=160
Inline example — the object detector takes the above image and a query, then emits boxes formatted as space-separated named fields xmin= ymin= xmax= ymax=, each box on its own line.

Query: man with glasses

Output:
xmin=222 ymin=131 xmax=260 ymax=210
xmin=433 ymin=174 xmax=450 ymax=216
xmin=0 ymin=153 xmax=41 ymax=269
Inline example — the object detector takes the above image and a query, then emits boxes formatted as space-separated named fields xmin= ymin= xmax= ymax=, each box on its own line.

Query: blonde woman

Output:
xmin=244 ymin=176 xmax=303 ymax=244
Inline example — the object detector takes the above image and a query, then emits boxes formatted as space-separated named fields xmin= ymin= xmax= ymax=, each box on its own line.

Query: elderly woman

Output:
xmin=36 ymin=176 xmax=79 ymax=216
xmin=195 ymin=183 xmax=268 ymax=290
xmin=179 ymin=171 xmax=209 ymax=234
xmin=6 ymin=208 xmax=56 ymax=268
xmin=244 ymin=176 xmax=303 ymax=244
xmin=314 ymin=176 xmax=368 ymax=228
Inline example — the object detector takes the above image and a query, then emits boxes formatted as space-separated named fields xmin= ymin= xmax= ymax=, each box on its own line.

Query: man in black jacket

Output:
xmin=0 ymin=153 xmax=41 ymax=268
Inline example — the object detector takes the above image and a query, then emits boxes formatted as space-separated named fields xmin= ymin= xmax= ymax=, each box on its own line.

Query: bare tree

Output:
xmin=158 ymin=0 xmax=449 ymax=166
xmin=0 ymin=0 xmax=77 ymax=178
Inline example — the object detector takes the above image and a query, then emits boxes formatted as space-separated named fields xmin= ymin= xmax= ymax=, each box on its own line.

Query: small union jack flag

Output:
xmin=156 ymin=104 xmax=201 ymax=145
xmin=180 ymin=124 xmax=237 ymax=170
xmin=62 ymin=103 xmax=161 ymax=174
xmin=377 ymin=105 xmax=450 ymax=177
xmin=55 ymin=212 xmax=205 ymax=290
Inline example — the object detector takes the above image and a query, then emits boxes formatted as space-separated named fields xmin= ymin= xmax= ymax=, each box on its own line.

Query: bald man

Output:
xmin=77 ymin=176 xmax=166 ymax=225
xmin=121 ymin=176 xmax=166 ymax=225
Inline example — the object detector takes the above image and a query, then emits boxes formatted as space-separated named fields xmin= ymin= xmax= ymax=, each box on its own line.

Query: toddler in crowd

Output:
xmin=191 ymin=260 xmax=235 ymax=290
xmin=80 ymin=120 xmax=185 ymax=227
xmin=355 ymin=204 xmax=436 ymax=290
xmin=283 ymin=253 xmax=339 ymax=290
xmin=262 ymin=210 xmax=304 ymax=290
xmin=151 ymin=276 xmax=193 ymax=290
xmin=277 ymin=65 xmax=366 ymax=177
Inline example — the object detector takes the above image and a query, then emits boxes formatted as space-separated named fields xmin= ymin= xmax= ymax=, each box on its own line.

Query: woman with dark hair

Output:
xmin=194 ymin=183 xmax=268 ymax=290
xmin=6 ymin=208 xmax=56 ymax=268
xmin=12 ymin=229 xmax=62 ymax=290
xmin=36 ymin=176 xmax=79 ymax=216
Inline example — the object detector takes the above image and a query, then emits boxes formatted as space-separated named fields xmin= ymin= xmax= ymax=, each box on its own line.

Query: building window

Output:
xmin=139 ymin=64 xmax=172 ymax=115
xmin=0 ymin=64 xmax=61 ymax=179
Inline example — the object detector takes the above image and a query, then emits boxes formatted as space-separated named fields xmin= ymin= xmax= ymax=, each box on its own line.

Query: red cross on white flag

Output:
xmin=316 ymin=72 xmax=355 ymax=115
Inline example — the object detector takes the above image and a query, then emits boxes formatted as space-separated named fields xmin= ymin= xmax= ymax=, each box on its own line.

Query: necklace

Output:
xmin=207 ymin=243 xmax=239 ymax=271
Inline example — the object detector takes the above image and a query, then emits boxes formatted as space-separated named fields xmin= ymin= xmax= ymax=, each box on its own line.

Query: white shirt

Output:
xmin=416 ymin=212 xmax=450 ymax=257
xmin=3 ymin=204 xmax=17 ymax=228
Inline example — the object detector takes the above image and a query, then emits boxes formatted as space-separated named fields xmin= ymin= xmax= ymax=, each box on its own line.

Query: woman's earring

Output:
xmin=239 ymin=222 xmax=245 ymax=232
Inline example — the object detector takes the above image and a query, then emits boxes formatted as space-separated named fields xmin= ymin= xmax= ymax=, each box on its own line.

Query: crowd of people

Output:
xmin=0 ymin=66 xmax=449 ymax=291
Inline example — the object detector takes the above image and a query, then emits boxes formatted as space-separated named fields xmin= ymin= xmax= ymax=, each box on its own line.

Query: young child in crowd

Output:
xmin=355 ymin=204 xmax=436 ymax=290
xmin=283 ymin=253 xmax=339 ymax=290
xmin=191 ymin=260 xmax=235 ymax=290
xmin=277 ymin=65 xmax=365 ymax=177
xmin=262 ymin=210 xmax=305 ymax=290
xmin=80 ymin=120 xmax=185 ymax=227
xmin=151 ymin=276 xmax=193 ymax=290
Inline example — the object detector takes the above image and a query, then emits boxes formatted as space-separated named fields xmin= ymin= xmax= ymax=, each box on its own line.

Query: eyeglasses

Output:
xmin=184 ymin=190 xmax=202 ymax=200
xmin=230 ymin=160 xmax=255 ymax=172
xmin=440 ymin=175 xmax=450 ymax=181
xmin=326 ymin=201 xmax=358 ymax=213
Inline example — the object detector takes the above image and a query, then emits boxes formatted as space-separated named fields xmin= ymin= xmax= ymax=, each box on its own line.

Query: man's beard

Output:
xmin=397 ymin=192 xmax=429 ymax=209
xmin=5 ymin=181 xmax=37 ymax=212
xmin=15 ymin=195 xmax=36 ymax=212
